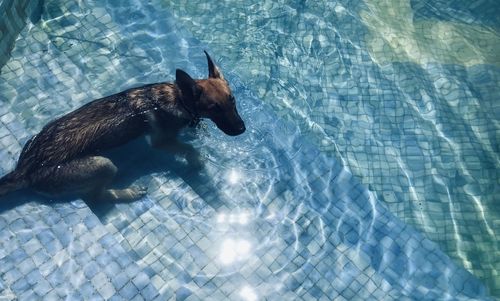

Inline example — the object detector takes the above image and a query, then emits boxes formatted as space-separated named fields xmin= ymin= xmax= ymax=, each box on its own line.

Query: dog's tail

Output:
xmin=0 ymin=170 xmax=28 ymax=196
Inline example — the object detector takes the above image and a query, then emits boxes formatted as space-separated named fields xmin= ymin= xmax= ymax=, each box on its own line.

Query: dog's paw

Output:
xmin=106 ymin=186 xmax=148 ymax=203
xmin=184 ymin=151 xmax=204 ymax=170
xmin=129 ymin=186 xmax=148 ymax=199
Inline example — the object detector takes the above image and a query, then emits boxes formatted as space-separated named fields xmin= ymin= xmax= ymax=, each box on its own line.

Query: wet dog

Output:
xmin=0 ymin=51 xmax=245 ymax=202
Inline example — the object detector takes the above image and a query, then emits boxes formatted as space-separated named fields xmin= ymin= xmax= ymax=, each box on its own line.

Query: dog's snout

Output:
xmin=216 ymin=118 xmax=245 ymax=136
xmin=224 ymin=122 xmax=245 ymax=136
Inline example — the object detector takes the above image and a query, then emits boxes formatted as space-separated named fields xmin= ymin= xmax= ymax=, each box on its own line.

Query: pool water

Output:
xmin=162 ymin=0 xmax=500 ymax=296
xmin=0 ymin=0 xmax=498 ymax=300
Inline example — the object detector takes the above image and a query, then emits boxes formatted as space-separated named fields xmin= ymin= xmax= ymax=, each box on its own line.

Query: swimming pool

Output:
xmin=0 ymin=0 xmax=498 ymax=300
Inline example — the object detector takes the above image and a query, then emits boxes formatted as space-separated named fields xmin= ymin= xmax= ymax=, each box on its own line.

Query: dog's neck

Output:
xmin=129 ymin=83 xmax=192 ymax=124
xmin=176 ymin=85 xmax=201 ymax=127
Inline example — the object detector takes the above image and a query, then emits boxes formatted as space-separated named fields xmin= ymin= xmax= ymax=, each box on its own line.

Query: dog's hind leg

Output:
xmin=31 ymin=156 xmax=146 ymax=202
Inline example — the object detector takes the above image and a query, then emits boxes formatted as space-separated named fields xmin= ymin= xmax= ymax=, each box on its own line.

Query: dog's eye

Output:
xmin=229 ymin=95 xmax=235 ymax=104
xmin=210 ymin=103 xmax=223 ymax=112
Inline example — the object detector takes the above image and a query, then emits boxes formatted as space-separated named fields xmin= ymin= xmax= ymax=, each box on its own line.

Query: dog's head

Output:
xmin=175 ymin=51 xmax=245 ymax=136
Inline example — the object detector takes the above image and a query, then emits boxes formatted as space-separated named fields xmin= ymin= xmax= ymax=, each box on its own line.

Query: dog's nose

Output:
xmin=237 ymin=124 xmax=246 ymax=134
xmin=227 ymin=123 xmax=245 ymax=136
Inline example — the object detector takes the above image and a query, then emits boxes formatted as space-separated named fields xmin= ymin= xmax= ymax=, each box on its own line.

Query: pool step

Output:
xmin=0 ymin=198 xmax=161 ymax=300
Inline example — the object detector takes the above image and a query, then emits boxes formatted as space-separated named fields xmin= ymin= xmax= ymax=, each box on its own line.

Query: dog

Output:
xmin=0 ymin=51 xmax=245 ymax=202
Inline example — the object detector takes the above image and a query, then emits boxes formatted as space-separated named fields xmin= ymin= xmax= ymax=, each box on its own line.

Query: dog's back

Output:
xmin=17 ymin=91 xmax=148 ymax=172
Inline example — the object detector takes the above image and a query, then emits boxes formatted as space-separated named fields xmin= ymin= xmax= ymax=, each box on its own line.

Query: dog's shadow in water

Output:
xmin=0 ymin=137 xmax=227 ymax=221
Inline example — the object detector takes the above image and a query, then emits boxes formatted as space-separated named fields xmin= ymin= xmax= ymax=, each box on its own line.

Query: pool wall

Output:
xmin=0 ymin=0 xmax=43 ymax=68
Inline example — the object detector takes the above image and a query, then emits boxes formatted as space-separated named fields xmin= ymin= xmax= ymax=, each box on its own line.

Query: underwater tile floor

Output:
xmin=163 ymin=0 xmax=499 ymax=296
xmin=0 ymin=0 xmax=498 ymax=300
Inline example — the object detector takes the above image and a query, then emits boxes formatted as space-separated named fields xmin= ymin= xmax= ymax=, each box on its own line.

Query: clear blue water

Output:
xmin=0 ymin=0 xmax=498 ymax=300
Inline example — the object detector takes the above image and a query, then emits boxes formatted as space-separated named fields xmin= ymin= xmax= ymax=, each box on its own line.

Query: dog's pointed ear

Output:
xmin=176 ymin=69 xmax=200 ymax=103
xmin=204 ymin=50 xmax=224 ymax=80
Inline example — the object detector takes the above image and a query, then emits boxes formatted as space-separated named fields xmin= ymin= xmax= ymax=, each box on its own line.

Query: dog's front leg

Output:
xmin=164 ymin=141 xmax=203 ymax=169
xmin=149 ymin=133 xmax=203 ymax=169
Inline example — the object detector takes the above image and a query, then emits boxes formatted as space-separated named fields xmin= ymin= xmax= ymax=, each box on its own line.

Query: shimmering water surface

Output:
xmin=0 ymin=0 xmax=498 ymax=300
